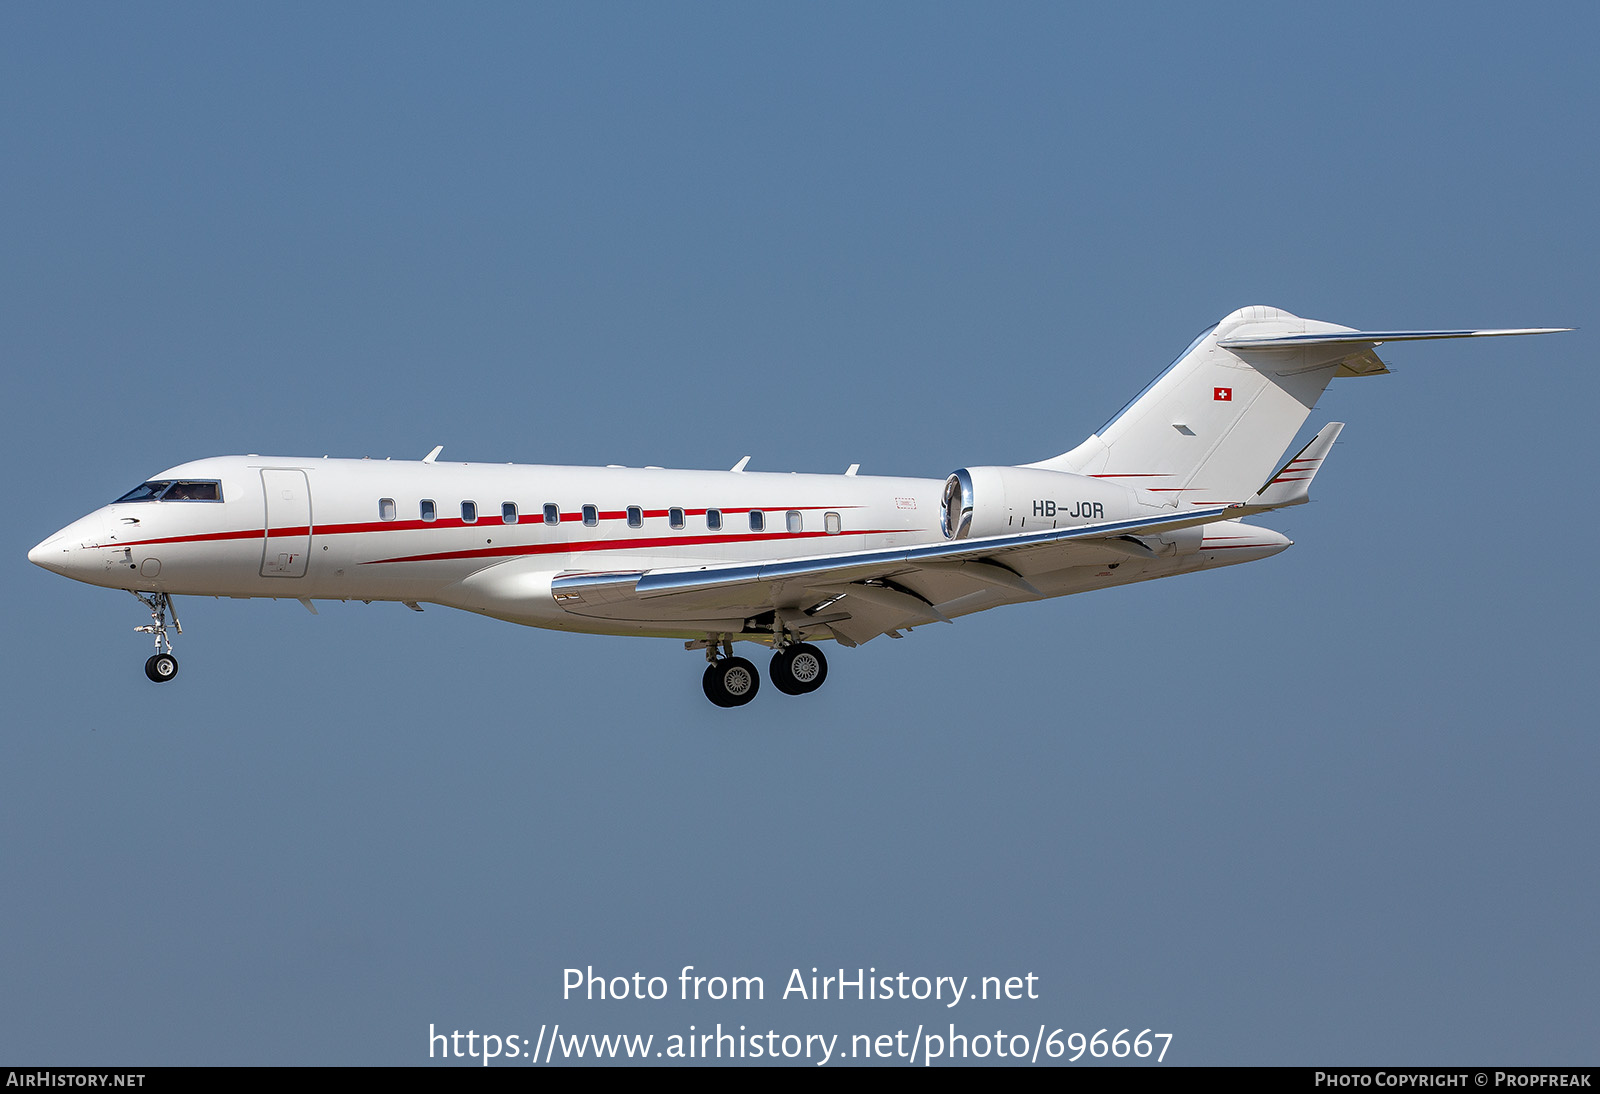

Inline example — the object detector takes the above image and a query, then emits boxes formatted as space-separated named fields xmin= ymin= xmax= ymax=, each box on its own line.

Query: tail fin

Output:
xmin=1029 ymin=306 xmax=1567 ymax=506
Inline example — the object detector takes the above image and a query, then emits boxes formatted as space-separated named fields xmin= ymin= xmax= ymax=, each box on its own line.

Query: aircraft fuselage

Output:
xmin=30 ymin=454 xmax=1284 ymax=641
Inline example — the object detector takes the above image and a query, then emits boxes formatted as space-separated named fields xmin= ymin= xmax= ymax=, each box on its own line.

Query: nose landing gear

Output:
xmin=133 ymin=591 xmax=181 ymax=683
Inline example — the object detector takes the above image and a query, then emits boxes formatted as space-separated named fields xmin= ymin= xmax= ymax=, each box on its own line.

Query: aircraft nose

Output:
xmin=29 ymin=511 xmax=109 ymax=579
xmin=28 ymin=532 xmax=72 ymax=575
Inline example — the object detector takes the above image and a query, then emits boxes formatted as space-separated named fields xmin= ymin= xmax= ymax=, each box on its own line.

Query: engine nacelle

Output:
xmin=940 ymin=466 xmax=1200 ymax=556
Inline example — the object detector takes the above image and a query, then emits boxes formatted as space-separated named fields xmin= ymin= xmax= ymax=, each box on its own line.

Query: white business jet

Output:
xmin=30 ymin=306 xmax=1565 ymax=706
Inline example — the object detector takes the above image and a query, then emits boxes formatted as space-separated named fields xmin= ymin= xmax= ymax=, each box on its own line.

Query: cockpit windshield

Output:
xmin=113 ymin=480 xmax=223 ymax=503
xmin=162 ymin=481 xmax=221 ymax=500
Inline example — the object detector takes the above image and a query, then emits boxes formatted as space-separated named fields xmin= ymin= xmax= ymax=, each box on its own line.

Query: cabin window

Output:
xmin=669 ymin=508 xmax=685 ymax=530
xmin=627 ymin=506 xmax=643 ymax=528
xmin=379 ymin=498 xmax=397 ymax=521
xmin=787 ymin=510 xmax=803 ymax=533
xmin=706 ymin=508 xmax=723 ymax=531
xmin=582 ymin=504 xmax=598 ymax=527
xmin=543 ymin=503 xmax=560 ymax=526
xmin=749 ymin=510 xmax=765 ymax=531
xmin=502 ymin=502 xmax=518 ymax=524
xmin=420 ymin=499 xmax=437 ymax=522
xmin=461 ymin=501 xmax=477 ymax=524
xmin=825 ymin=511 xmax=841 ymax=534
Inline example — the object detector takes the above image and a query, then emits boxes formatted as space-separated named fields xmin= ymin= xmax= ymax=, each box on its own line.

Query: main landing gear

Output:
xmin=770 ymin=643 xmax=827 ymax=696
xmin=693 ymin=634 xmax=829 ymax=707
xmin=133 ymin=591 xmax=181 ymax=683
xmin=703 ymin=656 xmax=761 ymax=708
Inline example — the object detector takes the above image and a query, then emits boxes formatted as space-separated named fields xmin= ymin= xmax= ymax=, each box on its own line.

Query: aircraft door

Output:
xmin=260 ymin=469 xmax=313 ymax=578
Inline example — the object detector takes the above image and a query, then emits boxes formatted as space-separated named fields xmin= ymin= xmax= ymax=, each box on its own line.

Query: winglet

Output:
xmin=1253 ymin=422 xmax=1343 ymax=507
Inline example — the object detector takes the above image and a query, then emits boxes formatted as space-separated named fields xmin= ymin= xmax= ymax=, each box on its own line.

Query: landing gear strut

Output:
xmin=133 ymin=591 xmax=181 ymax=683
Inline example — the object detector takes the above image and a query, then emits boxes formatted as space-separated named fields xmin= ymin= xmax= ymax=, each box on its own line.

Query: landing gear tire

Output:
xmin=770 ymin=643 xmax=827 ymax=695
xmin=702 ymin=657 xmax=761 ymax=707
xmin=144 ymin=653 xmax=179 ymax=683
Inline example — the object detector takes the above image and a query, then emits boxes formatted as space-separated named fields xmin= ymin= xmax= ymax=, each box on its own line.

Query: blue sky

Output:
xmin=4 ymin=3 xmax=1596 ymax=1065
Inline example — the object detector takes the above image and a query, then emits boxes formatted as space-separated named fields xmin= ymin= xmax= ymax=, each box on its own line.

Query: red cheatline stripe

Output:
xmin=88 ymin=527 xmax=263 ymax=549
xmin=1091 ymin=473 xmax=1170 ymax=478
xmin=1201 ymin=543 xmax=1278 ymax=549
xmin=362 ymin=527 xmax=906 ymax=565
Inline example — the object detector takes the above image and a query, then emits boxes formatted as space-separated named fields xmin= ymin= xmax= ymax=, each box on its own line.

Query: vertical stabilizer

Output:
xmin=1030 ymin=307 xmax=1375 ymax=505
xmin=1030 ymin=307 xmax=1566 ymax=506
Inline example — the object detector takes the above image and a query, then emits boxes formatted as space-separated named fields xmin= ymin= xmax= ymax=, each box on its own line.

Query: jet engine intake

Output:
xmin=940 ymin=466 xmax=1143 ymax=540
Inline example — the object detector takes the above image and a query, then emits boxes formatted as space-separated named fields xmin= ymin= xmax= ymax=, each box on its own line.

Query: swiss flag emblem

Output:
xmin=1214 ymin=387 xmax=1232 ymax=401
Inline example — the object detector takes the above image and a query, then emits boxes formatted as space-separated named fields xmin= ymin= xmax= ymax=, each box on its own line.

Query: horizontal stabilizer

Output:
xmin=1251 ymin=422 xmax=1343 ymax=508
xmin=1218 ymin=328 xmax=1570 ymax=349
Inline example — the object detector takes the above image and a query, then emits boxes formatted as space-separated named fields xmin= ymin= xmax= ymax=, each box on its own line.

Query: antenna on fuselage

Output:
xmin=423 ymin=445 xmax=443 ymax=464
xmin=731 ymin=455 xmax=751 ymax=472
